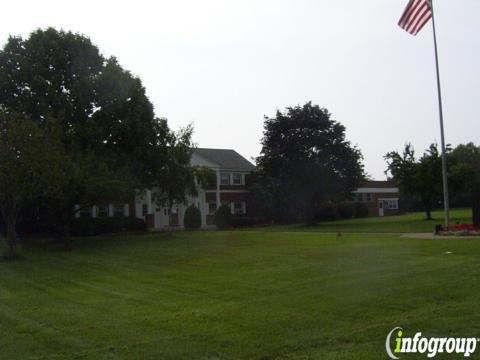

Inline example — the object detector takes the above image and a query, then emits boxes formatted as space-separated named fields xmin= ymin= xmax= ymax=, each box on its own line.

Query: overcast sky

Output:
xmin=1 ymin=0 xmax=479 ymax=179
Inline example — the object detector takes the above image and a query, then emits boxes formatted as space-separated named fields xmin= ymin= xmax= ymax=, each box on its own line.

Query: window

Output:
xmin=113 ymin=204 xmax=125 ymax=217
xmin=355 ymin=193 xmax=363 ymax=202
xmin=366 ymin=193 xmax=372 ymax=202
xmin=220 ymin=173 xmax=230 ymax=185
xmin=163 ymin=208 xmax=170 ymax=216
xmin=79 ymin=207 xmax=93 ymax=218
xmin=208 ymin=202 xmax=217 ymax=214
xmin=382 ymin=199 xmax=399 ymax=210
xmin=233 ymin=202 xmax=245 ymax=215
xmin=142 ymin=204 xmax=148 ymax=216
xmin=232 ymin=173 xmax=243 ymax=185
xmin=98 ymin=205 xmax=109 ymax=218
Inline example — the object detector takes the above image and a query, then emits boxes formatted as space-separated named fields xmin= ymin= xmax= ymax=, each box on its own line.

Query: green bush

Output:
xmin=353 ymin=202 xmax=369 ymax=218
xmin=231 ymin=216 xmax=266 ymax=227
xmin=337 ymin=202 xmax=354 ymax=219
xmin=215 ymin=204 xmax=232 ymax=230
xmin=70 ymin=217 xmax=147 ymax=236
xmin=315 ymin=203 xmax=340 ymax=222
xmin=184 ymin=205 xmax=201 ymax=229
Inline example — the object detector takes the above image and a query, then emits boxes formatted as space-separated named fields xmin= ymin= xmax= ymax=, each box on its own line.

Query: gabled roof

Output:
xmin=193 ymin=148 xmax=255 ymax=171
xmin=359 ymin=180 xmax=397 ymax=188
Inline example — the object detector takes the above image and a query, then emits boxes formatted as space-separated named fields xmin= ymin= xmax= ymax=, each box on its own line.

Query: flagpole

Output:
xmin=430 ymin=0 xmax=450 ymax=228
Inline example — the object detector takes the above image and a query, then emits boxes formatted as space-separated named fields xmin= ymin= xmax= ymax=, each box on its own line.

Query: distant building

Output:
xmin=76 ymin=148 xmax=255 ymax=229
xmin=352 ymin=180 xmax=400 ymax=217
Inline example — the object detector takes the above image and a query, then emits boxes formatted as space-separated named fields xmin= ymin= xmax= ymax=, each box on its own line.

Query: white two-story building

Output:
xmin=76 ymin=148 xmax=255 ymax=229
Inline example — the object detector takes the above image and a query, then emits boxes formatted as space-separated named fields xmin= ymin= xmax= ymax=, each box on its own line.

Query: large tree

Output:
xmin=255 ymin=102 xmax=364 ymax=223
xmin=0 ymin=112 xmax=66 ymax=257
xmin=385 ymin=143 xmax=444 ymax=220
xmin=450 ymin=143 xmax=480 ymax=227
xmin=0 ymin=28 xmax=193 ymax=243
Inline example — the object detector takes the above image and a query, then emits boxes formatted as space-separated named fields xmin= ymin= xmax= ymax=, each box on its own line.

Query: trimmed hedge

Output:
xmin=70 ymin=217 xmax=147 ymax=236
xmin=184 ymin=205 xmax=201 ymax=229
xmin=231 ymin=216 xmax=266 ymax=228
xmin=215 ymin=205 xmax=232 ymax=230
xmin=337 ymin=202 xmax=354 ymax=219
xmin=353 ymin=202 xmax=369 ymax=218
xmin=315 ymin=203 xmax=340 ymax=222
xmin=316 ymin=201 xmax=370 ymax=222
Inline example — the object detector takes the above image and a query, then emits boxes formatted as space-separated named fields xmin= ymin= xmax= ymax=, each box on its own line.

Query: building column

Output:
xmin=200 ymin=191 xmax=207 ymax=228
xmin=146 ymin=189 xmax=153 ymax=214
xmin=216 ymin=170 xmax=221 ymax=208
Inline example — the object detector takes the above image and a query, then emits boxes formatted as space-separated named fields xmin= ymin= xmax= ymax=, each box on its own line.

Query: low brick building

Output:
xmin=352 ymin=180 xmax=400 ymax=217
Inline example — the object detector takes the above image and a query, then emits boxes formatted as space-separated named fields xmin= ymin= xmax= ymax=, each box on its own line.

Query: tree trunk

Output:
xmin=425 ymin=208 xmax=432 ymax=220
xmin=422 ymin=199 xmax=432 ymax=220
xmin=472 ymin=185 xmax=480 ymax=229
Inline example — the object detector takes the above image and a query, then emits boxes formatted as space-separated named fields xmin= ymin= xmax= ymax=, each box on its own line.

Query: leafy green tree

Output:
xmin=0 ymin=112 xmax=66 ymax=257
xmin=385 ymin=143 xmax=443 ymax=220
xmin=215 ymin=205 xmax=233 ymax=230
xmin=255 ymin=102 xmax=364 ymax=223
xmin=450 ymin=143 xmax=480 ymax=227
xmin=184 ymin=205 xmax=201 ymax=230
xmin=0 ymin=28 xmax=194 ymax=243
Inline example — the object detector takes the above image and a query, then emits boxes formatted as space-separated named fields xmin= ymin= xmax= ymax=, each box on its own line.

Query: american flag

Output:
xmin=398 ymin=0 xmax=432 ymax=36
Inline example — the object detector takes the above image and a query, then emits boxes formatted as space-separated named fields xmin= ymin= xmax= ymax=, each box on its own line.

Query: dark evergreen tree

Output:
xmin=255 ymin=102 xmax=364 ymax=223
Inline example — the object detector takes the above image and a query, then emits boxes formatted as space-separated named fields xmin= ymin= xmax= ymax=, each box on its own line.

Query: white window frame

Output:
xmin=79 ymin=206 xmax=93 ymax=218
xmin=233 ymin=201 xmax=244 ymax=215
xmin=379 ymin=198 xmax=399 ymax=210
xmin=220 ymin=173 xmax=230 ymax=185
xmin=97 ymin=205 xmax=110 ymax=218
xmin=232 ymin=173 xmax=243 ymax=185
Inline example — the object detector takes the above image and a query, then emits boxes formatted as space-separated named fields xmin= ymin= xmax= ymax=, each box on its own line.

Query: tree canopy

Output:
xmin=255 ymin=102 xmax=364 ymax=223
xmin=0 ymin=28 xmax=195 ymax=246
xmin=385 ymin=143 xmax=444 ymax=220
xmin=0 ymin=112 xmax=66 ymax=257
xmin=450 ymin=143 xmax=480 ymax=227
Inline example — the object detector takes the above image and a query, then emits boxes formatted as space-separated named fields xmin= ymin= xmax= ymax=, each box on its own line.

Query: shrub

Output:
xmin=337 ymin=202 xmax=354 ymax=219
xmin=215 ymin=204 xmax=232 ymax=230
xmin=70 ymin=217 xmax=147 ymax=236
xmin=353 ymin=202 xmax=369 ymax=218
xmin=315 ymin=203 xmax=340 ymax=222
xmin=231 ymin=216 xmax=265 ymax=228
xmin=184 ymin=205 xmax=201 ymax=229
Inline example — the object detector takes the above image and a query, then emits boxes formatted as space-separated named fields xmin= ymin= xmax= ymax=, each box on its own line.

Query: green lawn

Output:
xmin=1 ymin=210 xmax=480 ymax=359
xmin=265 ymin=208 xmax=473 ymax=233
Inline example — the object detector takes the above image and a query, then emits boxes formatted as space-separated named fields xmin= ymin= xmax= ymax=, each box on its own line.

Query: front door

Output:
xmin=378 ymin=200 xmax=384 ymax=217
xmin=169 ymin=213 xmax=179 ymax=227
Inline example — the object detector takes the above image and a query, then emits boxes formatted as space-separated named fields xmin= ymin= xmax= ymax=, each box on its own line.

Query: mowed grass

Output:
xmin=1 ymin=209 xmax=480 ymax=359
xmin=274 ymin=208 xmax=473 ymax=233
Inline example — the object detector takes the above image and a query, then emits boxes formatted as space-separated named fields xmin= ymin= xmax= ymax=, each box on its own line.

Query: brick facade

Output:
xmin=353 ymin=181 xmax=400 ymax=217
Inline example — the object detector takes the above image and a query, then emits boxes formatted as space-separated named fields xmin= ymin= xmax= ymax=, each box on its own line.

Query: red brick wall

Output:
xmin=355 ymin=193 xmax=400 ymax=217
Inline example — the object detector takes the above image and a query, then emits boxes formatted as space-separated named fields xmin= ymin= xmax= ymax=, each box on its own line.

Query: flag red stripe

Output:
xmin=398 ymin=0 xmax=416 ymax=26
xmin=398 ymin=0 xmax=422 ymax=28
xmin=406 ymin=4 xmax=430 ymax=33
xmin=398 ymin=0 xmax=432 ymax=35
xmin=412 ymin=12 xmax=432 ymax=35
